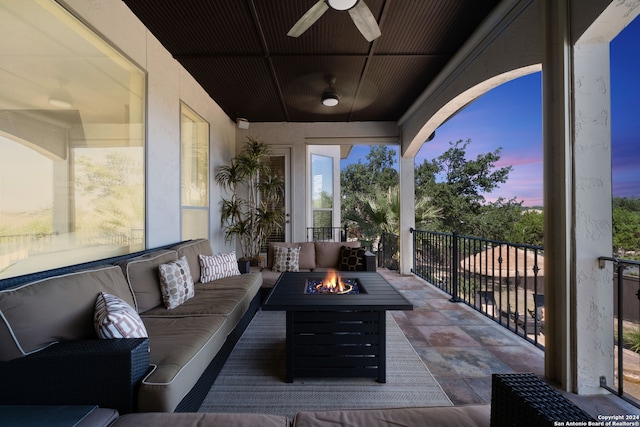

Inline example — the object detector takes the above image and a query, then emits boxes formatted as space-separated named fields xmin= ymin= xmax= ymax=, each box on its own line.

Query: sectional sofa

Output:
xmin=260 ymin=241 xmax=376 ymax=290
xmin=0 ymin=238 xmax=262 ymax=414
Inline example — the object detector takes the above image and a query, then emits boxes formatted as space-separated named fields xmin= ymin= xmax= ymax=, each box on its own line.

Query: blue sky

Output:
xmin=342 ymin=17 xmax=640 ymax=207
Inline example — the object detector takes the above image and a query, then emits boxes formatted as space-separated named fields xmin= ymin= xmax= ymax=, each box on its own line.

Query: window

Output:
xmin=311 ymin=154 xmax=333 ymax=228
xmin=181 ymin=104 xmax=209 ymax=240
xmin=0 ymin=1 xmax=145 ymax=279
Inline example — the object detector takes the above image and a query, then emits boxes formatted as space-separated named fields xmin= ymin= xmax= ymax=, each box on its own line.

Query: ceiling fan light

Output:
xmin=321 ymin=88 xmax=340 ymax=107
xmin=326 ymin=0 xmax=358 ymax=11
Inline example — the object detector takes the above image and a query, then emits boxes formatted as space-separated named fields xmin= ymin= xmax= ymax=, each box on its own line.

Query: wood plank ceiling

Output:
xmin=122 ymin=0 xmax=500 ymax=123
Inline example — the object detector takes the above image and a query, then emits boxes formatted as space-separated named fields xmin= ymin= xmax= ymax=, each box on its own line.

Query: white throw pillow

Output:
xmin=199 ymin=252 xmax=241 ymax=283
xmin=94 ymin=292 xmax=148 ymax=339
xmin=272 ymin=246 xmax=300 ymax=272
xmin=158 ymin=256 xmax=195 ymax=309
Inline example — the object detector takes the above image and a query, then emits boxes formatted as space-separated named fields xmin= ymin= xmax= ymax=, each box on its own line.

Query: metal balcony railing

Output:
xmin=306 ymin=226 xmax=348 ymax=242
xmin=597 ymin=256 xmax=640 ymax=408
xmin=410 ymin=229 xmax=545 ymax=348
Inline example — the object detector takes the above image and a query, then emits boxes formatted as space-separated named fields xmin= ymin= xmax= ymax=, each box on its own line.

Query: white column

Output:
xmin=399 ymin=155 xmax=415 ymax=275
xmin=543 ymin=0 xmax=614 ymax=394
xmin=572 ymin=41 xmax=613 ymax=395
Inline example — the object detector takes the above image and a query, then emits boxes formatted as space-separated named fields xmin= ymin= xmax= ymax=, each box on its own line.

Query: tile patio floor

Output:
xmin=377 ymin=269 xmax=639 ymax=417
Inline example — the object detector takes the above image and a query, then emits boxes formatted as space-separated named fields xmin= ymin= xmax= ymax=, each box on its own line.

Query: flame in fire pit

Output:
xmin=316 ymin=269 xmax=353 ymax=294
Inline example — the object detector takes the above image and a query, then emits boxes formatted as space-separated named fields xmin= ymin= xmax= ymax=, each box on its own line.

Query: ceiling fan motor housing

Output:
xmin=325 ymin=0 xmax=359 ymax=11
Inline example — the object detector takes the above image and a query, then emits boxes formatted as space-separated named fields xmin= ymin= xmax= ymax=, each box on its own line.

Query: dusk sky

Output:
xmin=342 ymin=17 xmax=640 ymax=208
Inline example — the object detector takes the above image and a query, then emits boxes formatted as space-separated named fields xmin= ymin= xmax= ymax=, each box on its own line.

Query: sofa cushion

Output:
xmin=142 ymin=288 xmax=245 ymax=317
xmin=159 ymin=256 xmax=195 ymax=309
xmin=338 ymin=245 xmax=366 ymax=271
xmin=0 ymin=265 xmax=134 ymax=361
xmin=314 ymin=241 xmax=360 ymax=268
xmin=94 ymin=292 xmax=148 ymax=339
xmin=199 ymin=252 xmax=241 ymax=283
xmin=272 ymin=246 xmax=300 ymax=272
xmin=137 ymin=315 xmax=230 ymax=412
xmin=292 ymin=405 xmax=491 ymax=427
xmin=172 ymin=239 xmax=214 ymax=284
xmin=119 ymin=249 xmax=177 ymax=313
xmin=112 ymin=412 xmax=290 ymax=427
xmin=268 ymin=242 xmax=315 ymax=270
xmin=197 ymin=271 xmax=263 ymax=292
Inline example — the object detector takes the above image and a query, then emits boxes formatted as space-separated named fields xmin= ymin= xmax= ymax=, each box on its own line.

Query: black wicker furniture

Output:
xmin=491 ymin=373 xmax=595 ymax=426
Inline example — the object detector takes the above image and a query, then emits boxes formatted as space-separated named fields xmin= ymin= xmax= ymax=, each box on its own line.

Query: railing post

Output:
xmin=450 ymin=231 xmax=461 ymax=302
xmin=410 ymin=228 xmax=415 ymax=274
xmin=342 ymin=224 xmax=347 ymax=242
xmin=616 ymin=261 xmax=625 ymax=398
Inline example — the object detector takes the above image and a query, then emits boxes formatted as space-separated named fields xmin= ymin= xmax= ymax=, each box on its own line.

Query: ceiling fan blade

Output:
xmin=287 ymin=0 xmax=330 ymax=37
xmin=348 ymin=1 xmax=381 ymax=42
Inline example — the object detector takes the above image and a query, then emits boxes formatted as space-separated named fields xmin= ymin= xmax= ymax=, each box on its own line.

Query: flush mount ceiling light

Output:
xmin=287 ymin=0 xmax=381 ymax=42
xmin=321 ymin=75 xmax=340 ymax=107
xmin=48 ymin=86 xmax=73 ymax=109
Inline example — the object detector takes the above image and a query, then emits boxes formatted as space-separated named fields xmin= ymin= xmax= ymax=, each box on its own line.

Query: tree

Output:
xmin=341 ymin=146 xmax=399 ymax=239
xmin=415 ymin=139 xmax=514 ymax=236
xmin=507 ymin=209 xmax=544 ymax=246
xmin=612 ymin=206 xmax=640 ymax=255
xmin=476 ymin=197 xmax=524 ymax=241
xmin=76 ymin=150 xmax=144 ymax=239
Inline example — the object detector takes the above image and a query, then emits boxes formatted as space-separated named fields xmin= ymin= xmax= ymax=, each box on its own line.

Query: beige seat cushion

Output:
xmin=142 ymin=288 xmax=250 ymax=318
xmin=196 ymin=271 xmax=262 ymax=292
xmin=138 ymin=315 xmax=230 ymax=412
xmin=112 ymin=412 xmax=289 ymax=427
xmin=293 ymin=405 xmax=491 ymax=427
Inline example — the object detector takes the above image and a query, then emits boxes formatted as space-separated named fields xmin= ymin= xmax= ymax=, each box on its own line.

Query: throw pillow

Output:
xmin=199 ymin=252 xmax=241 ymax=283
xmin=338 ymin=245 xmax=366 ymax=271
xmin=272 ymin=246 xmax=300 ymax=272
xmin=94 ymin=292 xmax=148 ymax=339
xmin=158 ymin=256 xmax=195 ymax=309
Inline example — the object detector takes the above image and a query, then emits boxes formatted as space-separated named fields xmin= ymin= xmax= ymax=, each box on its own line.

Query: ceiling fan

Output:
xmin=287 ymin=0 xmax=381 ymax=42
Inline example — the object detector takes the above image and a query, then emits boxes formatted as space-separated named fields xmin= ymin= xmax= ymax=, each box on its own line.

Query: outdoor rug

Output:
xmin=198 ymin=310 xmax=452 ymax=419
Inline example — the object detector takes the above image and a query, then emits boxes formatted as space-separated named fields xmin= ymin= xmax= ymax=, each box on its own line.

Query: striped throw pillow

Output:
xmin=94 ymin=292 xmax=148 ymax=339
xmin=199 ymin=252 xmax=241 ymax=283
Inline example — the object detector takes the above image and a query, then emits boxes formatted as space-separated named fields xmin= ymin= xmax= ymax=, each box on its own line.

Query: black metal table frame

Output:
xmin=263 ymin=271 xmax=413 ymax=383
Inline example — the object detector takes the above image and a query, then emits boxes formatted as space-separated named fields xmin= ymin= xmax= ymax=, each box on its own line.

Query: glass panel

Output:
xmin=313 ymin=210 xmax=333 ymax=228
xmin=0 ymin=1 xmax=145 ymax=279
xmin=181 ymin=208 xmax=209 ymax=240
xmin=312 ymin=154 xmax=333 ymax=209
xmin=181 ymin=105 xmax=209 ymax=208
xmin=263 ymin=155 xmax=286 ymax=247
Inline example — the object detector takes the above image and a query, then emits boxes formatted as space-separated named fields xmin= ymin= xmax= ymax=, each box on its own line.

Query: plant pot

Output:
xmin=237 ymin=259 xmax=251 ymax=274
xmin=249 ymin=255 xmax=265 ymax=268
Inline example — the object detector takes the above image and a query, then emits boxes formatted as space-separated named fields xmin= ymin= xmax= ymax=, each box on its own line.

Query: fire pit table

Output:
xmin=262 ymin=271 xmax=413 ymax=383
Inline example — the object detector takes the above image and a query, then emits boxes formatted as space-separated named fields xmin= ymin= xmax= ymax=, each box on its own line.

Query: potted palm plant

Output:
xmin=216 ymin=137 xmax=284 ymax=270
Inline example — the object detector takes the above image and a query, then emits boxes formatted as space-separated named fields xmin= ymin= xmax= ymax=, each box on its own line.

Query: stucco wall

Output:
xmin=59 ymin=0 xmax=237 ymax=251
